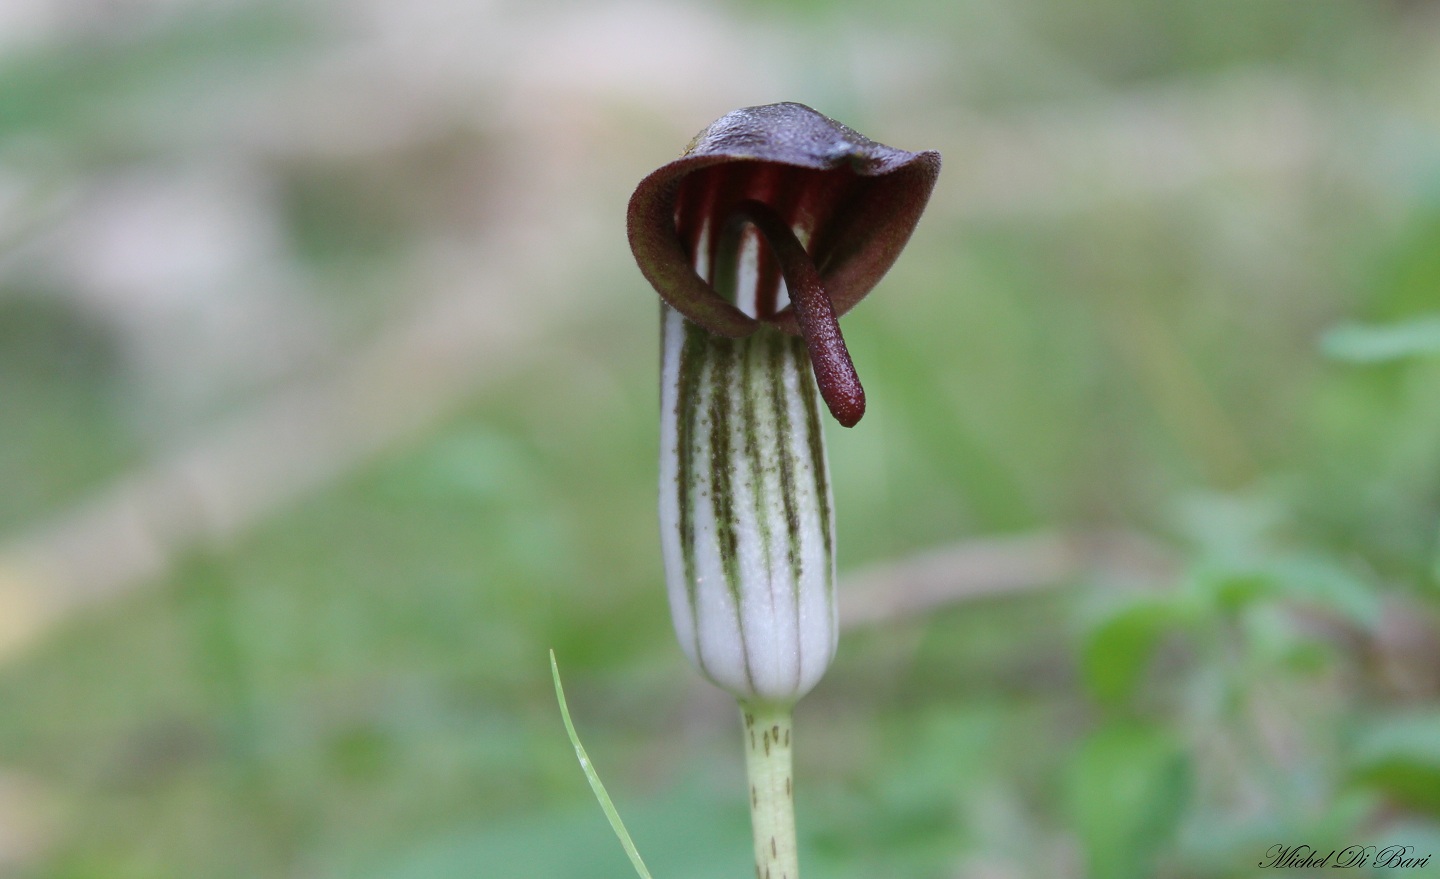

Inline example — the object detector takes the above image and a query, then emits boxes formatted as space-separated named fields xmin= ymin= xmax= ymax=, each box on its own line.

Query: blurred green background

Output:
xmin=1 ymin=0 xmax=1439 ymax=876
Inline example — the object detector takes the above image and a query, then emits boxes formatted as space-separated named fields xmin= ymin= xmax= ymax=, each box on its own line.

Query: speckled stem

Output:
xmin=741 ymin=704 xmax=798 ymax=879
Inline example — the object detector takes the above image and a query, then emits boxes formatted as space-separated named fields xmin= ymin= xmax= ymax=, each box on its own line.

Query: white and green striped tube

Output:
xmin=658 ymin=303 xmax=838 ymax=706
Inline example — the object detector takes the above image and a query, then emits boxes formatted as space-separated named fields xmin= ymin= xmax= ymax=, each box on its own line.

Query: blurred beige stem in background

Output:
xmin=838 ymin=530 xmax=1172 ymax=629
xmin=0 ymin=241 xmax=549 ymax=660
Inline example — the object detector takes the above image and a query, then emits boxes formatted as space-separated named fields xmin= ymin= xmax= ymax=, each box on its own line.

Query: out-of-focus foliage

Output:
xmin=0 ymin=0 xmax=1438 ymax=877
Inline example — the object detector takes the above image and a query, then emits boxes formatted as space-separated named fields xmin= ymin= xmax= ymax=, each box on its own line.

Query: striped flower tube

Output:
xmin=629 ymin=103 xmax=939 ymax=879
xmin=658 ymin=304 xmax=837 ymax=704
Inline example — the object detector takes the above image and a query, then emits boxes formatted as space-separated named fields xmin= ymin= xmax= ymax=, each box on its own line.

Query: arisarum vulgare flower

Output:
xmin=628 ymin=102 xmax=938 ymax=879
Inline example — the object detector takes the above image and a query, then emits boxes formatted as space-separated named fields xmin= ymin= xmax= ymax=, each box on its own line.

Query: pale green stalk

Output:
xmin=741 ymin=704 xmax=799 ymax=879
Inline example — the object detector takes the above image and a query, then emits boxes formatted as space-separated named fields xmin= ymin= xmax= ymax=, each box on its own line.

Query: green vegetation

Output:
xmin=0 ymin=1 xmax=1438 ymax=877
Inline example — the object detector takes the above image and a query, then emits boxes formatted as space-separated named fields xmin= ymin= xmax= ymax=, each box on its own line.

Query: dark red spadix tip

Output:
xmin=736 ymin=200 xmax=865 ymax=427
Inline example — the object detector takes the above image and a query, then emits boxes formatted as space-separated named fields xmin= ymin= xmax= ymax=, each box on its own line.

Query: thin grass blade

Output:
xmin=549 ymin=649 xmax=655 ymax=879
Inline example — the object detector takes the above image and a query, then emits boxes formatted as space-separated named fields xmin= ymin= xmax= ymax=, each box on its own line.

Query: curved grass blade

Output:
xmin=549 ymin=649 xmax=655 ymax=879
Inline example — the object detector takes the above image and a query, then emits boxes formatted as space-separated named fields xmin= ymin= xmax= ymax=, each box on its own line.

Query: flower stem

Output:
xmin=740 ymin=703 xmax=799 ymax=879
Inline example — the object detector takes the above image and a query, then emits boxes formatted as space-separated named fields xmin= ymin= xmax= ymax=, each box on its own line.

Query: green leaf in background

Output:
xmin=1432 ymin=526 xmax=1440 ymax=587
xmin=1348 ymin=711 xmax=1440 ymax=816
xmin=1178 ymin=491 xmax=1383 ymax=629
xmin=1194 ymin=553 xmax=1382 ymax=630
xmin=1205 ymin=569 xmax=1278 ymax=612
xmin=1066 ymin=723 xmax=1190 ymax=879
xmin=1082 ymin=598 xmax=1189 ymax=707
xmin=1320 ymin=315 xmax=1440 ymax=364
xmin=1265 ymin=553 xmax=1383 ymax=630
xmin=365 ymin=781 xmax=750 ymax=879
xmin=1175 ymin=492 xmax=1283 ymax=548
